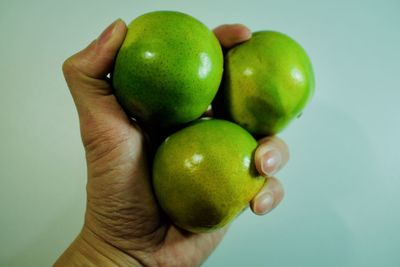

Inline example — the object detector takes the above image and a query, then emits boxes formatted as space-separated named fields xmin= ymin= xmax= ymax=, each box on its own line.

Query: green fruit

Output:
xmin=112 ymin=11 xmax=223 ymax=129
xmin=152 ymin=118 xmax=264 ymax=233
xmin=215 ymin=31 xmax=315 ymax=135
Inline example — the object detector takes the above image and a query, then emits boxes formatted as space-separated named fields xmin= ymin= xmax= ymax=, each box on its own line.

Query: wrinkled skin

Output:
xmin=55 ymin=20 xmax=289 ymax=267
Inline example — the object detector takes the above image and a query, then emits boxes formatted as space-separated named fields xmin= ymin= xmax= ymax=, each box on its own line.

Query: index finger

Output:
xmin=213 ymin=24 xmax=252 ymax=48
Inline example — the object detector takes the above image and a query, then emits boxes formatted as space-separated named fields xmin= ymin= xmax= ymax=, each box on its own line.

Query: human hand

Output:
xmin=55 ymin=19 xmax=289 ymax=267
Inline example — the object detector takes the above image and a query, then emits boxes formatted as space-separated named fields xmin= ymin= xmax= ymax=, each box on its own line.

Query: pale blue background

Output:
xmin=1 ymin=0 xmax=399 ymax=266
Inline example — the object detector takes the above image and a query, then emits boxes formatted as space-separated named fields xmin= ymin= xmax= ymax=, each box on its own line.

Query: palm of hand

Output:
xmin=80 ymin=90 xmax=224 ymax=266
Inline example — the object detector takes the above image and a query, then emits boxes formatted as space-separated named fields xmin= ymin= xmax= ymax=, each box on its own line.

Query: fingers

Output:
xmin=251 ymin=136 xmax=290 ymax=215
xmin=255 ymin=136 xmax=290 ymax=176
xmin=213 ymin=24 xmax=251 ymax=48
xmin=251 ymin=177 xmax=284 ymax=215
xmin=63 ymin=19 xmax=127 ymax=80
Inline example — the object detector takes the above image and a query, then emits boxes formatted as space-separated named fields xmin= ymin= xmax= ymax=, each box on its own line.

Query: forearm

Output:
xmin=54 ymin=227 xmax=142 ymax=267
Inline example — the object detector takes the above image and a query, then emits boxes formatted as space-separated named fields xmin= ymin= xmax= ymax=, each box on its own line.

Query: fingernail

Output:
xmin=255 ymin=192 xmax=274 ymax=215
xmin=97 ymin=19 xmax=121 ymax=46
xmin=233 ymin=24 xmax=252 ymax=41
xmin=261 ymin=149 xmax=282 ymax=176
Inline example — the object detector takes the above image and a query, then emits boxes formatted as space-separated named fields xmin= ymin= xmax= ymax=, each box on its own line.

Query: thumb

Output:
xmin=62 ymin=19 xmax=130 ymax=146
xmin=63 ymin=19 xmax=127 ymax=100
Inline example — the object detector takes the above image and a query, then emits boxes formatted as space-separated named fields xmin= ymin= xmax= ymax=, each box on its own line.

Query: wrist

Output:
xmin=54 ymin=227 xmax=142 ymax=266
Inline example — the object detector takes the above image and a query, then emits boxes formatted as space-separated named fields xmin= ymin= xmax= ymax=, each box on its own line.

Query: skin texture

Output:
xmin=55 ymin=20 xmax=290 ymax=267
xmin=215 ymin=31 xmax=315 ymax=135
xmin=113 ymin=11 xmax=223 ymax=129
xmin=153 ymin=119 xmax=265 ymax=233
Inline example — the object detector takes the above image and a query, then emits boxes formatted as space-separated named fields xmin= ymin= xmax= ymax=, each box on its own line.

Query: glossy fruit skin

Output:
xmin=215 ymin=31 xmax=315 ymax=135
xmin=152 ymin=119 xmax=264 ymax=233
xmin=112 ymin=11 xmax=223 ymax=129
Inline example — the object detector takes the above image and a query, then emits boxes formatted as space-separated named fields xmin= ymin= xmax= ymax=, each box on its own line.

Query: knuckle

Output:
xmin=62 ymin=57 xmax=78 ymax=80
xmin=257 ymin=135 xmax=273 ymax=145
xmin=257 ymin=136 xmax=290 ymax=160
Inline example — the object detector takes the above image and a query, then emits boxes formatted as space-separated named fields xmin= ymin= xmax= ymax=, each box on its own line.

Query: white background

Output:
xmin=1 ymin=0 xmax=399 ymax=266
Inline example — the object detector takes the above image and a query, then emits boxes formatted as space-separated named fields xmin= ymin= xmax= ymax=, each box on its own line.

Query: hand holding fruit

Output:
xmin=112 ymin=11 xmax=312 ymax=233
xmin=55 ymin=18 xmax=289 ymax=266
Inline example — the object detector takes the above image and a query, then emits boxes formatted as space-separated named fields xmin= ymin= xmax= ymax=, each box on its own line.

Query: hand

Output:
xmin=55 ymin=19 xmax=290 ymax=267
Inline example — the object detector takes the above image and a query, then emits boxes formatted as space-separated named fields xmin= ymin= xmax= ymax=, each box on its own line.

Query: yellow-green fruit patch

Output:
xmin=152 ymin=119 xmax=264 ymax=232
xmin=216 ymin=31 xmax=315 ymax=135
